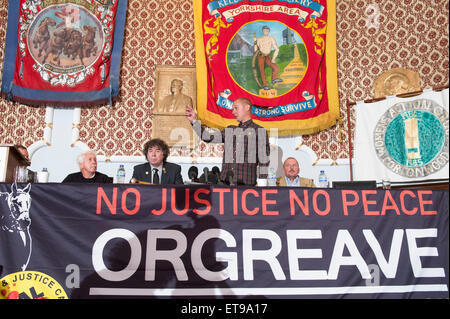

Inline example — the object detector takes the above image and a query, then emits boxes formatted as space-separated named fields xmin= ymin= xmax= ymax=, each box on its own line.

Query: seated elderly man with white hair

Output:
xmin=62 ymin=150 xmax=112 ymax=183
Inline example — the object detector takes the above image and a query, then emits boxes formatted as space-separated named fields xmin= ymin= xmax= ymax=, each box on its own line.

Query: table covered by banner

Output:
xmin=0 ymin=182 xmax=448 ymax=299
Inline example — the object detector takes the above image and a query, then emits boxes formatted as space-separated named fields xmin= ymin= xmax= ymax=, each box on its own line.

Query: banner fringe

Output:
xmin=1 ymin=92 xmax=119 ymax=108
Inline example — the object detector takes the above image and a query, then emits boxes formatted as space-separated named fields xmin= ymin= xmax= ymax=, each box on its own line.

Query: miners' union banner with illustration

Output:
xmin=193 ymin=0 xmax=339 ymax=135
xmin=1 ymin=0 xmax=127 ymax=107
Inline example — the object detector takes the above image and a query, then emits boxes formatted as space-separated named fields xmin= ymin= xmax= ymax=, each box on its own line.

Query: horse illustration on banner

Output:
xmin=27 ymin=4 xmax=104 ymax=74
xmin=0 ymin=183 xmax=33 ymax=272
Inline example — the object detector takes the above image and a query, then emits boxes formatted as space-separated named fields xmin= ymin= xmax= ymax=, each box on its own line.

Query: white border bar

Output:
xmin=90 ymin=284 xmax=448 ymax=296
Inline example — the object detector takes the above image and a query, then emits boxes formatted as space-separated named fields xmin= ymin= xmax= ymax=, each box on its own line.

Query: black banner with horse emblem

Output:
xmin=0 ymin=183 xmax=448 ymax=299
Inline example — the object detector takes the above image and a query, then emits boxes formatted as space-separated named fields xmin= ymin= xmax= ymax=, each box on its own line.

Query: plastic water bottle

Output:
xmin=267 ymin=167 xmax=277 ymax=186
xmin=318 ymin=170 xmax=328 ymax=188
xmin=36 ymin=168 xmax=49 ymax=183
xmin=116 ymin=164 xmax=126 ymax=183
xmin=41 ymin=168 xmax=49 ymax=182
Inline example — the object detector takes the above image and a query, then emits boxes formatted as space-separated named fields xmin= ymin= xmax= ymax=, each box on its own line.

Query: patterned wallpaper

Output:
xmin=0 ymin=0 xmax=46 ymax=147
xmin=0 ymin=0 xmax=449 ymax=160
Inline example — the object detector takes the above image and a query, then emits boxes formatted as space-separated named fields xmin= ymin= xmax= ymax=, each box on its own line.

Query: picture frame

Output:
xmin=152 ymin=65 xmax=197 ymax=148
xmin=154 ymin=65 xmax=196 ymax=115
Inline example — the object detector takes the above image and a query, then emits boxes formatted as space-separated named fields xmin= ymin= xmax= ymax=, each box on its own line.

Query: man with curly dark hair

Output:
xmin=131 ymin=138 xmax=183 ymax=185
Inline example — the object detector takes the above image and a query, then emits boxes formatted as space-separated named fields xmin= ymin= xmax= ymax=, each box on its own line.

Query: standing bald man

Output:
xmin=186 ymin=97 xmax=270 ymax=186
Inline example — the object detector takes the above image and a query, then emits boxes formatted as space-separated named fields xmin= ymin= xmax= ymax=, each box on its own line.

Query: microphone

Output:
xmin=226 ymin=170 xmax=234 ymax=186
xmin=188 ymin=166 xmax=198 ymax=182
xmin=211 ymin=166 xmax=220 ymax=185
xmin=203 ymin=167 xmax=209 ymax=184
xmin=212 ymin=166 xmax=220 ymax=178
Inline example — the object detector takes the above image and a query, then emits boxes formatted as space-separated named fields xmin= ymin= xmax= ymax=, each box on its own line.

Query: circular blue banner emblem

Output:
xmin=374 ymin=99 xmax=449 ymax=178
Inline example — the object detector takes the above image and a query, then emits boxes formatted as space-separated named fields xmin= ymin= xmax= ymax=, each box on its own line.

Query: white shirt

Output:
xmin=285 ymin=176 xmax=300 ymax=187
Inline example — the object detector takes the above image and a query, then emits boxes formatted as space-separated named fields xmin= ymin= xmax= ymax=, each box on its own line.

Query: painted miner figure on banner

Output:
xmin=227 ymin=21 xmax=309 ymax=99
xmin=253 ymin=25 xmax=283 ymax=92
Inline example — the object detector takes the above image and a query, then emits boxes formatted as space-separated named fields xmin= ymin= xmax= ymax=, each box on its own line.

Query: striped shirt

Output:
xmin=192 ymin=119 xmax=270 ymax=186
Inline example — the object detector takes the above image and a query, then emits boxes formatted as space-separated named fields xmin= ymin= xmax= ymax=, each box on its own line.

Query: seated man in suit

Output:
xmin=131 ymin=138 xmax=183 ymax=185
xmin=276 ymin=157 xmax=315 ymax=187
xmin=62 ymin=150 xmax=112 ymax=183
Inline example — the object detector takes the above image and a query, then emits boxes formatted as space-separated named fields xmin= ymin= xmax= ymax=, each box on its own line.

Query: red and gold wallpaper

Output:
xmin=1 ymin=0 xmax=449 ymax=161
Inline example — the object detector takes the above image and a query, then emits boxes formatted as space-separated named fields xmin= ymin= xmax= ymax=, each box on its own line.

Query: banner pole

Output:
xmin=347 ymin=100 xmax=353 ymax=181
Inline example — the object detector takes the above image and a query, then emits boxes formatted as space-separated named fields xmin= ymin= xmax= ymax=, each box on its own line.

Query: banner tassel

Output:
xmin=7 ymin=82 xmax=13 ymax=101
xmin=108 ymin=85 xmax=113 ymax=107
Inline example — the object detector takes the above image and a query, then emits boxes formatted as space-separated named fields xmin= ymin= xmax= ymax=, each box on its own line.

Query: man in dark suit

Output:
xmin=131 ymin=138 xmax=183 ymax=185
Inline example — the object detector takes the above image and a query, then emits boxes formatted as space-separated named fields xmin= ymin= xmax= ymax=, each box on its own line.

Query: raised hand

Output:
xmin=185 ymin=105 xmax=197 ymax=123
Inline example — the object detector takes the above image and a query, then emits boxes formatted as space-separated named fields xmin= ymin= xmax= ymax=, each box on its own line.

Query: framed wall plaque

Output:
xmin=154 ymin=65 xmax=196 ymax=115
xmin=152 ymin=65 xmax=196 ymax=148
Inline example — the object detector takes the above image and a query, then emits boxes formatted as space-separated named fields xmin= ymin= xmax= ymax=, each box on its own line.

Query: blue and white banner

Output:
xmin=217 ymin=92 xmax=317 ymax=117
xmin=354 ymin=89 xmax=449 ymax=183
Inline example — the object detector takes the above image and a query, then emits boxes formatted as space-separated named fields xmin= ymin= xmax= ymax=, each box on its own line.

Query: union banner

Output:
xmin=1 ymin=0 xmax=127 ymax=107
xmin=194 ymin=0 xmax=339 ymax=136
xmin=353 ymin=89 xmax=449 ymax=183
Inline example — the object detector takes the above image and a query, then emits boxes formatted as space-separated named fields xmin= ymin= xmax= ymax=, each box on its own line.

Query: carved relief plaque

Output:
xmin=373 ymin=68 xmax=421 ymax=99
xmin=152 ymin=65 xmax=196 ymax=148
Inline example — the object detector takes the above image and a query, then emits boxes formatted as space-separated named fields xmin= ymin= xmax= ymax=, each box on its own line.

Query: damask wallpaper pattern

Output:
xmin=0 ymin=1 xmax=46 ymax=147
xmin=0 ymin=0 xmax=448 ymax=161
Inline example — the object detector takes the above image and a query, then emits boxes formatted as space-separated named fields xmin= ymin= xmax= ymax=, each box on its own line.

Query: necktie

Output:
xmin=152 ymin=168 xmax=159 ymax=185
